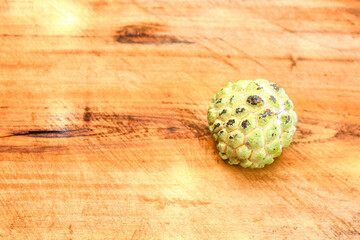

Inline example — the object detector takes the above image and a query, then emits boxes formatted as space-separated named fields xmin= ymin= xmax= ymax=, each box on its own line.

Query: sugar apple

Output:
xmin=208 ymin=79 xmax=297 ymax=168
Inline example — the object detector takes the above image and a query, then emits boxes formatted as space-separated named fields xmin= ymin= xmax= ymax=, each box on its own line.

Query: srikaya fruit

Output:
xmin=208 ymin=79 xmax=297 ymax=168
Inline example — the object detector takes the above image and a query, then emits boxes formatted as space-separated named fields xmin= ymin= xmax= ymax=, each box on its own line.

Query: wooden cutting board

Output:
xmin=1 ymin=0 xmax=360 ymax=239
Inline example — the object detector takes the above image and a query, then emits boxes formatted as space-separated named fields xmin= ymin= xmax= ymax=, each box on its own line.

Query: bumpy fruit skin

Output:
xmin=208 ymin=79 xmax=297 ymax=168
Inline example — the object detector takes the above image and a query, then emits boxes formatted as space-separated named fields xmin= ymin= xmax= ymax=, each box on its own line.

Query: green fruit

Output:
xmin=208 ymin=79 xmax=297 ymax=168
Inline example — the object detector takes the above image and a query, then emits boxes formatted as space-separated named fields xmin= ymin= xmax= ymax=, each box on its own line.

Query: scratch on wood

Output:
xmin=0 ymin=34 xmax=93 ymax=39
xmin=289 ymin=53 xmax=298 ymax=70
xmin=335 ymin=124 xmax=360 ymax=138
xmin=218 ymin=38 xmax=270 ymax=72
xmin=140 ymin=195 xmax=211 ymax=209
xmin=115 ymin=23 xmax=193 ymax=45
xmin=198 ymin=42 xmax=238 ymax=70
xmin=68 ymin=224 xmax=73 ymax=234
xmin=246 ymin=7 xmax=349 ymax=52
xmin=345 ymin=8 xmax=360 ymax=19
xmin=292 ymin=117 xmax=360 ymax=145
xmin=89 ymin=1 xmax=108 ymax=11
xmin=130 ymin=229 xmax=138 ymax=240
xmin=83 ymin=107 xmax=91 ymax=122
xmin=131 ymin=0 xmax=156 ymax=17
xmin=0 ymin=145 xmax=67 ymax=154
xmin=92 ymin=112 xmax=209 ymax=139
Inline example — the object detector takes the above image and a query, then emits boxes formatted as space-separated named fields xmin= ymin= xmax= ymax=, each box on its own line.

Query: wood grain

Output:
xmin=1 ymin=0 xmax=360 ymax=239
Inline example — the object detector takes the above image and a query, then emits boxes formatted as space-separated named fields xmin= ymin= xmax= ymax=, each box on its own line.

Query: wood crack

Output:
xmin=1 ymin=129 xmax=93 ymax=139
xmin=115 ymin=23 xmax=193 ymax=45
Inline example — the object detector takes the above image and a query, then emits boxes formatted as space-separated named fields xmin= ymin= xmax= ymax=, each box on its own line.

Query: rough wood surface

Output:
xmin=1 ymin=0 xmax=360 ymax=239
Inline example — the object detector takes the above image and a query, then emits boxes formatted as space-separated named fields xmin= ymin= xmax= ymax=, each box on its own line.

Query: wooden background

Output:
xmin=1 ymin=0 xmax=360 ymax=239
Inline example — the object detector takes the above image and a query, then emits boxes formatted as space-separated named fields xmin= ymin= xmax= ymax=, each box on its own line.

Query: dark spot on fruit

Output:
xmin=269 ymin=95 xmax=277 ymax=103
xmin=227 ymin=119 xmax=235 ymax=127
xmin=241 ymin=120 xmax=250 ymax=129
xmin=216 ymin=98 xmax=222 ymax=104
xmin=247 ymin=95 xmax=264 ymax=106
xmin=214 ymin=123 xmax=221 ymax=129
xmin=230 ymin=96 xmax=234 ymax=102
xmin=219 ymin=130 xmax=224 ymax=134
xmin=246 ymin=141 xmax=250 ymax=146
xmin=236 ymin=108 xmax=245 ymax=114
xmin=219 ymin=109 xmax=227 ymax=116
xmin=259 ymin=109 xmax=273 ymax=119
xmin=285 ymin=100 xmax=292 ymax=109
xmin=270 ymin=83 xmax=280 ymax=91
xmin=229 ymin=134 xmax=238 ymax=140
xmin=272 ymin=133 xmax=274 ymax=136
xmin=257 ymin=87 xmax=263 ymax=90
xmin=284 ymin=115 xmax=291 ymax=124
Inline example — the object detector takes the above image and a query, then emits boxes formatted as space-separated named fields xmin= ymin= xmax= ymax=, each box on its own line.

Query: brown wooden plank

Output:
xmin=1 ymin=0 xmax=360 ymax=239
